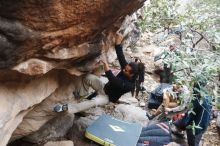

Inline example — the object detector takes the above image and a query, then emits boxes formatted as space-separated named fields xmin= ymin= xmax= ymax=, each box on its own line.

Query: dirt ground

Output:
xmin=200 ymin=119 xmax=220 ymax=146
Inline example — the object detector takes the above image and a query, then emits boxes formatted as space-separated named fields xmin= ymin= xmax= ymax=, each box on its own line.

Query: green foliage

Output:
xmin=186 ymin=121 xmax=202 ymax=135
xmin=163 ymin=47 xmax=219 ymax=91
xmin=182 ymin=1 xmax=220 ymax=50
xmin=139 ymin=0 xmax=220 ymax=131
xmin=139 ymin=0 xmax=220 ymax=50
xmin=139 ymin=0 xmax=220 ymax=91
xmin=203 ymin=0 xmax=220 ymax=7
xmin=217 ymin=103 xmax=220 ymax=110
xmin=138 ymin=0 xmax=181 ymax=32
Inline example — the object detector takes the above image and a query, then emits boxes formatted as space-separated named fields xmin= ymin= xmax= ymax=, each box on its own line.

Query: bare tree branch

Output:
xmin=193 ymin=35 xmax=204 ymax=48
xmin=191 ymin=29 xmax=211 ymax=46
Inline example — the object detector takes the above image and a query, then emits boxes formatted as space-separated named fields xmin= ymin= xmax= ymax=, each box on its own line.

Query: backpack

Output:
xmin=137 ymin=122 xmax=172 ymax=146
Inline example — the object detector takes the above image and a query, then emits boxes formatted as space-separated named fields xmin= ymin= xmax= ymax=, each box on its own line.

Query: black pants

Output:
xmin=186 ymin=129 xmax=203 ymax=146
xmin=174 ymin=118 xmax=204 ymax=146
xmin=135 ymin=81 xmax=141 ymax=97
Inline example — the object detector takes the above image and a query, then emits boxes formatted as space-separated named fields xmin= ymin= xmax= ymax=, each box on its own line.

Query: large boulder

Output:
xmin=0 ymin=70 xmax=59 ymax=146
xmin=0 ymin=0 xmax=145 ymax=145
xmin=0 ymin=0 xmax=145 ymax=75
xmin=11 ymin=71 xmax=81 ymax=142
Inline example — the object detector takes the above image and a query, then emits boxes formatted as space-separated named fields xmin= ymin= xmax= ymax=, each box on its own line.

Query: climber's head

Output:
xmin=123 ymin=62 xmax=138 ymax=79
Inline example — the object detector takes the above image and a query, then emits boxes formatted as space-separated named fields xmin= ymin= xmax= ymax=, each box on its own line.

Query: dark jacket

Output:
xmin=174 ymin=95 xmax=212 ymax=135
xmin=188 ymin=95 xmax=211 ymax=134
xmin=104 ymin=45 xmax=135 ymax=102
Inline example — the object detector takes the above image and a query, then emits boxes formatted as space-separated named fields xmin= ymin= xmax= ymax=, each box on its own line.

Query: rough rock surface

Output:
xmin=0 ymin=71 xmax=59 ymax=146
xmin=113 ymin=104 xmax=149 ymax=126
xmin=0 ymin=0 xmax=144 ymax=75
xmin=24 ymin=113 xmax=75 ymax=144
xmin=44 ymin=140 xmax=74 ymax=146
xmin=118 ymin=92 xmax=139 ymax=105
xmin=0 ymin=1 xmax=145 ymax=145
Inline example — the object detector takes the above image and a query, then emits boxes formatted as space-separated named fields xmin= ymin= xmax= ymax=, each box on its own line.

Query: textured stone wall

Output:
xmin=0 ymin=0 xmax=145 ymax=145
xmin=0 ymin=0 xmax=144 ymax=75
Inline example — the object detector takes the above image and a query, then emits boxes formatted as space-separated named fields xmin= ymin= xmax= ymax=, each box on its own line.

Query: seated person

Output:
xmin=171 ymin=81 xmax=212 ymax=146
xmin=147 ymin=84 xmax=190 ymax=120
xmin=154 ymin=45 xmax=177 ymax=83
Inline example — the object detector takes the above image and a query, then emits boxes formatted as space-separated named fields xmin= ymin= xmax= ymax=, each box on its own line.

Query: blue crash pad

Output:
xmin=85 ymin=115 xmax=142 ymax=146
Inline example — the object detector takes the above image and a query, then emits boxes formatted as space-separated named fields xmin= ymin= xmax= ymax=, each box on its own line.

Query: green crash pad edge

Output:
xmin=85 ymin=132 xmax=116 ymax=146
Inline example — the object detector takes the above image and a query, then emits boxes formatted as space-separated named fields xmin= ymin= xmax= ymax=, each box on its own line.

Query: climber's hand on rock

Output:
xmin=100 ymin=60 xmax=110 ymax=71
xmin=115 ymin=33 xmax=123 ymax=45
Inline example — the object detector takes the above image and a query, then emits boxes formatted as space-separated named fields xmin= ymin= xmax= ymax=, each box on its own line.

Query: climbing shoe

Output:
xmin=53 ymin=104 xmax=68 ymax=112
